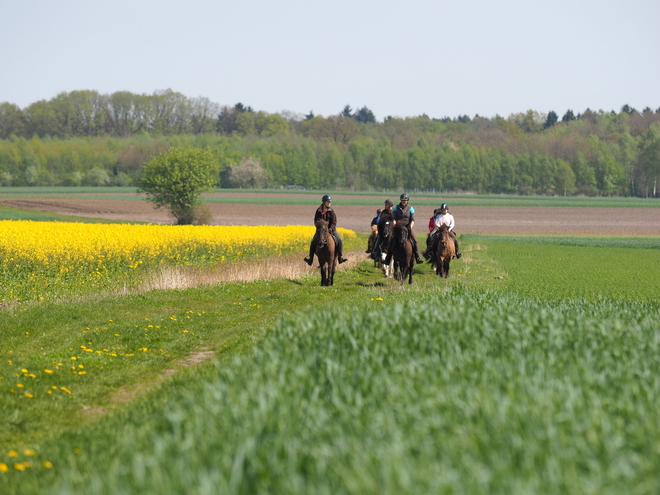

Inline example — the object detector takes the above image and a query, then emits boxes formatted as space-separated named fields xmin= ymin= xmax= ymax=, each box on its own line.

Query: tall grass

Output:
xmin=14 ymin=289 xmax=660 ymax=494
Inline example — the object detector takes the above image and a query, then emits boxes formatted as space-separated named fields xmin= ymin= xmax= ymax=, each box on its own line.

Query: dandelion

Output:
xmin=24 ymin=393 xmax=34 ymax=398
xmin=44 ymin=369 xmax=54 ymax=374
xmin=8 ymin=450 xmax=18 ymax=458
xmin=60 ymin=387 xmax=72 ymax=394
xmin=23 ymin=449 xmax=35 ymax=456
xmin=0 ymin=463 xmax=8 ymax=472
xmin=42 ymin=461 xmax=53 ymax=468
xmin=21 ymin=368 xmax=28 ymax=373
xmin=13 ymin=463 xmax=25 ymax=471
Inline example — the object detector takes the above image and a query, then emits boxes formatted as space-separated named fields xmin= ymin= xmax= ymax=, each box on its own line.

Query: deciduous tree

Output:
xmin=138 ymin=147 xmax=219 ymax=224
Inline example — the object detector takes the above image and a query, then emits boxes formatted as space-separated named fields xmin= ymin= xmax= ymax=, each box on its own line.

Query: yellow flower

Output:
xmin=21 ymin=368 xmax=28 ymax=373
xmin=23 ymin=449 xmax=35 ymax=456
xmin=44 ymin=369 xmax=54 ymax=374
xmin=24 ymin=393 xmax=34 ymax=398
xmin=0 ymin=463 xmax=8 ymax=472
xmin=8 ymin=450 xmax=18 ymax=458
xmin=42 ymin=461 xmax=53 ymax=468
xmin=13 ymin=463 xmax=25 ymax=471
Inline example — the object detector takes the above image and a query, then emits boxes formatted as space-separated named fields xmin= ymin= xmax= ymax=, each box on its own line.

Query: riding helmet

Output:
xmin=441 ymin=203 xmax=449 ymax=210
xmin=384 ymin=199 xmax=394 ymax=206
xmin=400 ymin=193 xmax=410 ymax=201
xmin=322 ymin=194 xmax=332 ymax=202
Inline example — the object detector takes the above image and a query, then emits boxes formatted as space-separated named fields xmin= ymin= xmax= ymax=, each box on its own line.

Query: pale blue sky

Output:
xmin=1 ymin=0 xmax=658 ymax=120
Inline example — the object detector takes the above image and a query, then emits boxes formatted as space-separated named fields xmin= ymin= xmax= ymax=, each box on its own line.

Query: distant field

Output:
xmin=1 ymin=188 xmax=659 ymax=235
xmin=1 ymin=186 xmax=660 ymax=208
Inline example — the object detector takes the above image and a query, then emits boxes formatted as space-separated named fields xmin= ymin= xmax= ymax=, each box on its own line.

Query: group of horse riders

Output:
xmin=303 ymin=193 xmax=462 ymax=267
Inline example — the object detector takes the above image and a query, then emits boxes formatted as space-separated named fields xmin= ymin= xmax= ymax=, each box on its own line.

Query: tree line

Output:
xmin=0 ymin=89 xmax=659 ymax=197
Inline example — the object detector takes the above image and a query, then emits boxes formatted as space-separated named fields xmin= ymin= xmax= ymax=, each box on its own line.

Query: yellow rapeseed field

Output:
xmin=0 ymin=220 xmax=357 ymax=301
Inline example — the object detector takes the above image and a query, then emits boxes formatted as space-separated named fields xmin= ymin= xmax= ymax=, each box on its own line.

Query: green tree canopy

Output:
xmin=138 ymin=146 xmax=219 ymax=225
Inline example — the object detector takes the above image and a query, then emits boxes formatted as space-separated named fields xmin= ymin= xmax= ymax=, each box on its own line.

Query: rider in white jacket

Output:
xmin=426 ymin=203 xmax=462 ymax=259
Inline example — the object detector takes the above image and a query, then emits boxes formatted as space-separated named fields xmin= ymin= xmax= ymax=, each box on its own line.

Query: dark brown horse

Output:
xmin=377 ymin=215 xmax=395 ymax=277
xmin=313 ymin=218 xmax=338 ymax=286
xmin=433 ymin=224 xmax=456 ymax=278
xmin=391 ymin=223 xmax=414 ymax=284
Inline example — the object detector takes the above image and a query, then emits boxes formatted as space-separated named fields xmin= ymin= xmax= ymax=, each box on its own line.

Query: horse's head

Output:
xmin=381 ymin=220 xmax=392 ymax=239
xmin=393 ymin=223 xmax=408 ymax=246
xmin=438 ymin=224 xmax=450 ymax=246
xmin=315 ymin=218 xmax=329 ymax=247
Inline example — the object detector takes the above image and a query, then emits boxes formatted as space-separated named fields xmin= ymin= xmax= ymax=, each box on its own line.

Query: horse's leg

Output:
xmin=444 ymin=258 xmax=451 ymax=278
xmin=320 ymin=261 xmax=327 ymax=286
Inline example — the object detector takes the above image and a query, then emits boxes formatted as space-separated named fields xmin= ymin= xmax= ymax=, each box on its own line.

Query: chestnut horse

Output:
xmin=391 ymin=223 xmax=414 ymax=284
xmin=433 ymin=224 xmax=456 ymax=278
xmin=313 ymin=218 xmax=338 ymax=286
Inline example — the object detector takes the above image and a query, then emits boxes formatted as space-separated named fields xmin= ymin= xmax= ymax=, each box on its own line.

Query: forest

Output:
xmin=0 ymin=89 xmax=659 ymax=197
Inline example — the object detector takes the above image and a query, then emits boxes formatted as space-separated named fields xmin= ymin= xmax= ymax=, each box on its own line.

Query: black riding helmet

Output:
xmin=322 ymin=194 xmax=332 ymax=202
xmin=441 ymin=203 xmax=449 ymax=210
xmin=400 ymin=193 xmax=410 ymax=201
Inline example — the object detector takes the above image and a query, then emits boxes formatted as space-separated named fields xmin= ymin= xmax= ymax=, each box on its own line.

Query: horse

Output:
xmin=433 ymin=224 xmax=456 ymax=278
xmin=372 ymin=210 xmax=394 ymax=277
xmin=391 ymin=223 xmax=414 ymax=284
xmin=313 ymin=218 xmax=338 ymax=286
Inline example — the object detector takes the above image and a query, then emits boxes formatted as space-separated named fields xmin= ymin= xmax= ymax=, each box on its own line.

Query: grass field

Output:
xmin=1 ymin=199 xmax=659 ymax=494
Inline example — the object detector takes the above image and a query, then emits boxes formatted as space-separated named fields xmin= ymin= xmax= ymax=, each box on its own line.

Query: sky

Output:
xmin=1 ymin=0 xmax=658 ymax=121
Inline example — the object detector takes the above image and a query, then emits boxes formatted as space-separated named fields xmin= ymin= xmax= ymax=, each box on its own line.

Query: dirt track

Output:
xmin=1 ymin=197 xmax=659 ymax=236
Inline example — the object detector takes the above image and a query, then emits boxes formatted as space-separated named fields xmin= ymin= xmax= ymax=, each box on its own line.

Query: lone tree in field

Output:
xmin=138 ymin=147 xmax=219 ymax=225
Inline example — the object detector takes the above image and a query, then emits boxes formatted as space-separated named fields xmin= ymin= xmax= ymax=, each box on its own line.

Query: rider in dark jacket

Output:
xmin=384 ymin=193 xmax=424 ymax=265
xmin=304 ymin=194 xmax=348 ymax=266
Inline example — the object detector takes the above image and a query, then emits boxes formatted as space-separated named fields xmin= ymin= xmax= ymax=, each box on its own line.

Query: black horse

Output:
xmin=391 ymin=223 xmax=414 ymax=284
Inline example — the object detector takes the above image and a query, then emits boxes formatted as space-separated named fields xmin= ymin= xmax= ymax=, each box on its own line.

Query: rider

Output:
xmin=365 ymin=208 xmax=381 ymax=253
xmin=384 ymin=193 xmax=424 ymax=265
xmin=370 ymin=199 xmax=394 ymax=260
xmin=425 ymin=202 xmax=462 ymax=259
xmin=304 ymin=194 xmax=348 ymax=266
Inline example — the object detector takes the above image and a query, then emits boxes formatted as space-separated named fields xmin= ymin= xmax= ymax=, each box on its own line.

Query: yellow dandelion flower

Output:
xmin=44 ymin=369 xmax=54 ymax=374
xmin=60 ymin=387 xmax=72 ymax=394
xmin=16 ymin=383 xmax=24 ymax=388
xmin=23 ymin=449 xmax=35 ymax=456
xmin=24 ymin=393 xmax=34 ymax=398
xmin=42 ymin=461 xmax=53 ymax=468
xmin=70 ymin=356 xmax=77 ymax=360
xmin=13 ymin=463 xmax=25 ymax=471
xmin=21 ymin=368 xmax=28 ymax=373
xmin=8 ymin=450 xmax=18 ymax=458
xmin=0 ymin=463 xmax=8 ymax=472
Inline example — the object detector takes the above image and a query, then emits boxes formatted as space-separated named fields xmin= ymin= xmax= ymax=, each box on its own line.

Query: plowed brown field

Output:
xmin=1 ymin=195 xmax=659 ymax=236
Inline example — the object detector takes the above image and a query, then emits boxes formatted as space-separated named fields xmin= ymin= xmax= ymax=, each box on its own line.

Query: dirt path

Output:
xmin=1 ymin=197 xmax=658 ymax=235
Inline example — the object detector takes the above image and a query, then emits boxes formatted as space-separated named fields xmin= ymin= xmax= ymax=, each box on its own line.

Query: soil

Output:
xmin=0 ymin=196 xmax=658 ymax=236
